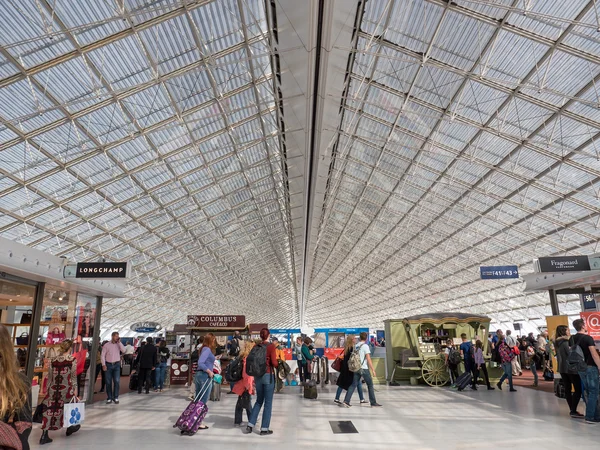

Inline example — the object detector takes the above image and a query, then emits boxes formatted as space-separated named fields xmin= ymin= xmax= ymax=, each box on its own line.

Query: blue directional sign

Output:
xmin=480 ymin=265 xmax=519 ymax=280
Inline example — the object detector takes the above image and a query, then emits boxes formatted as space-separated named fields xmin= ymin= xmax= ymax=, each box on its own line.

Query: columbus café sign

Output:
xmin=187 ymin=315 xmax=246 ymax=328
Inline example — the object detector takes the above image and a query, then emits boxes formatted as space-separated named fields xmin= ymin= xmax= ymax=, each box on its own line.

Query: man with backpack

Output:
xmin=244 ymin=328 xmax=278 ymax=436
xmin=459 ymin=334 xmax=477 ymax=390
xmin=342 ymin=332 xmax=382 ymax=408
xmin=572 ymin=319 xmax=600 ymax=424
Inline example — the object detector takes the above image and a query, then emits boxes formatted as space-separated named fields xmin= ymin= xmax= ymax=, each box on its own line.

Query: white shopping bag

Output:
xmin=64 ymin=400 xmax=85 ymax=426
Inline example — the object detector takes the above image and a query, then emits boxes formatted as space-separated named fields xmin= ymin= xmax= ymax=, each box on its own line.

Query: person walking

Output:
xmin=496 ymin=336 xmax=517 ymax=392
xmin=101 ymin=332 xmax=125 ymax=405
xmin=444 ymin=339 xmax=459 ymax=387
xmin=459 ymin=333 xmax=475 ymax=390
xmin=194 ymin=334 xmax=216 ymax=430
xmin=343 ymin=332 xmax=382 ymax=408
xmin=473 ymin=340 xmax=494 ymax=390
xmin=505 ymin=330 xmax=522 ymax=376
xmin=334 ymin=335 xmax=365 ymax=405
xmin=537 ymin=331 xmax=549 ymax=371
xmin=554 ymin=325 xmax=583 ymax=419
xmin=228 ymin=331 xmax=243 ymax=394
xmin=135 ymin=337 xmax=157 ymax=395
xmin=232 ymin=342 xmax=255 ymax=426
xmin=0 ymin=324 xmax=32 ymax=450
xmin=39 ymin=340 xmax=80 ymax=445
xmin=273 ymin=338 xmax=286 ymax=393
xmin=294 ymin=337 xmax=305 ymax=383
xmin=572 ymin=319 xmax=600 ymax=424
xmin=244 ymin=328 xmax=278 ymax=436
xmin=154 ymin=340 xmax=170 ymax=393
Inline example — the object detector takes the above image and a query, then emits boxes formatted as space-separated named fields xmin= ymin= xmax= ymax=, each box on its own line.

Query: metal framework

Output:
xmin=2 ymin=0 xmax=600 ymax=332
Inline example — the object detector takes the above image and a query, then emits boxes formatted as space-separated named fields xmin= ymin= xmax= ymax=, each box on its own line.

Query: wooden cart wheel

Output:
xmin=421 ymin=357 xmax=450 ymax=387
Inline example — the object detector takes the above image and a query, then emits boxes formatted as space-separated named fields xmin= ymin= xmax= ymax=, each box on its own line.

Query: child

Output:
xmin=232 ymin=342 xmax=255 ymax=427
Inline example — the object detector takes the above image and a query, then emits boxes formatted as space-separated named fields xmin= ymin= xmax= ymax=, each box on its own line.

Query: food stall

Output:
xmin=385 ymin=313 xmax=492 ymax=386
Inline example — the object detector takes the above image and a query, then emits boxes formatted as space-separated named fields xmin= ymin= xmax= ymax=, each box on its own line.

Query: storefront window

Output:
xmin=72 ymin=294 xmax=98 ymax=402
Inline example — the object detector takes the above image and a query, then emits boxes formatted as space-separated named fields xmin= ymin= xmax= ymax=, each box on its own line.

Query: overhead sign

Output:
xmin=130 ymin=321 xmax=162 ymax=333
xmin=538 ymin=256 xmax=591 ymax=273
xmin=480 ymin=265 xmax=519 ymax=280
xmin=581 ymin=293 xmax=598 ymax=312
xmin=187 ymin=315 xmax=245 ymax=328
xmin=76 ymin=262 xmax=127 ymax=278
xmin=581 ymin=311 xmax=600 ymax=341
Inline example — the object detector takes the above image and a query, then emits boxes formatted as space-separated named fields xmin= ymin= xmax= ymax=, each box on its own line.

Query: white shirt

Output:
xmin=124 ymin=344 xmax=135 ymax=355
xmin=505 ymin=335 xmax=516 ymax=347
xmin=357 ymin=342 xmax=370 ymax=370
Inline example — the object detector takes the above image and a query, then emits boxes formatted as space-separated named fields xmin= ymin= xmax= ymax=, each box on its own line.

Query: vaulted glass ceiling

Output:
xmin=1 ymin=0 xmax=600 ymax=333
xmin=0 ymin=0 xmax=298 ymax=330
xmin=306 ymin=0 xmax=600 ymax=329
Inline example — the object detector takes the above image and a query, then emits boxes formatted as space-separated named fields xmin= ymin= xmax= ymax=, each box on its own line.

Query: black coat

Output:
xmin=136 ymin=344 xmax=158 ymax=369
xmin=336 ymin=348 xmax=354 ymax=390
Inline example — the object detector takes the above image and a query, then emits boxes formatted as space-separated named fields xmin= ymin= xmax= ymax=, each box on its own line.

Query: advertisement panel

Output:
xmin=580 ymin=312 xmax=600 ymax=341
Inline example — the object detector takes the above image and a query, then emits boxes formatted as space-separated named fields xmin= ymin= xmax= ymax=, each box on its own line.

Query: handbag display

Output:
xmin=16 ymin=333 xmax=29 ymax=346
xmin=20 ymin=310 xmax=32 ymax=324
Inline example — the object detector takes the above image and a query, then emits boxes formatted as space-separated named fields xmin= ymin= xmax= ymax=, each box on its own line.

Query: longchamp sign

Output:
xmin=187 ymin=315 xmax=245 ymax=328
xmin=76 ymin=262 xmax=127 ymax=278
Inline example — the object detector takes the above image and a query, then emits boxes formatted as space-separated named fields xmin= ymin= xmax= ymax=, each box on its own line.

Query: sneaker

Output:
xmin=333 ymin=399 xmax=342 ymax=405
xmin=114 ymin=399 xmax=119 ymax=404
xmin=487 ymin=386 xmax=495 ymax=390
xmin=342 ymin=402 xmax=351 ymax=408
xmin=154 ymin=389 xmax=159 ymax=393
xmin=260 ymin=430 xmax=274 ymax=436
xmin=243 ymin=426 xmax=253 ymax=434
xmin=509 ymin=388 xmax=517 ymax=392
xmin=360 ymin=400 xmax=368 ymax=405
xmin=106 ymin=399 xmax=113 ymax=404
xmin=371 ymin=403 xmax=383 ymax=408
xmin=471 ymin=386 xmax=478 ymax=391
xmin=227 ymin=391 xmax=236 ymax=395
xmin=585 ymin=419 xmax=600 ymax=424
xmin=570 ymin=412 xmax=584 ymax=419
xmin=496 ymin=382 xmax=502 ymax=390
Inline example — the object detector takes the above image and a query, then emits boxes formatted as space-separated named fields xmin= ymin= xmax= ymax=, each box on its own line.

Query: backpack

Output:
xmin=348 ymin=345 xmax=364 ymax=372
xmin=448 ymin=348 xmax=462 ymax=366
xmin=567 ymin=341 xmax=588 ymax=374
xmin=246 ymin=344 xmax=267 ymax=377
xmin=230 ymin=338 xmax=240 ymax=357
xmin=225 ymin=357 xmax=243 ymax=382
xmin=491 ymin=345 xmax=502 ymax=364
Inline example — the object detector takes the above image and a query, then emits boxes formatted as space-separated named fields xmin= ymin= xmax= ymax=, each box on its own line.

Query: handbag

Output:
xmin=213 ymin=374 xmax=223 ymax=384
xmin=19 ymin=310 xmax=32 ymax=324
xmin=238 ymin=390 xmax=251 ymax=410
xmin=32 ymin=404 xmax=45 ymax=424
xmin=63 ymin=398 xmax=85 ymax=427
xmin=16 ymin=333 xmax=29 ymax=346
xmin=512 ymin=346 xmax=520 ymax=356
xmin=331 ymin=350 xmax=344 ymax=372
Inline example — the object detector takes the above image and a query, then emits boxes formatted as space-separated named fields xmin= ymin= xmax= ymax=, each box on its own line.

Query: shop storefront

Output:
xmin=0 ymin=237 xmax=125 ymax=405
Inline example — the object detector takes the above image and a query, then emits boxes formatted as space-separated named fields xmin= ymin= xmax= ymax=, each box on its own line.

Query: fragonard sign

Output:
xmin=187 ymin=315 xmax=245 ymax=328
xmin=538 ymin=256 xmax=591 ymax=272
xmin=76 ymin=262 xmax=127 ymax=278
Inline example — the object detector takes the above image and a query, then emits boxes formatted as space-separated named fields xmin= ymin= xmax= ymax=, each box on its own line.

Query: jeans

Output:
xmin=561 ymin=372 xmax=582 ymax=414
xmin=138 ymin=368 xmax=153 ymax=393
xmin=234 ymin=391 xmax=252 ymax=425
xmin=530 ymin=360 xmax=539 ymax=384
xmin=335 ymin=385 xmax=364 ymax=401
xmin=194 ymin=371 xmax=212 ymax=405
xmin=105 ymin=362 xmax=121 ymax=400
xmin=344 ymin=370 xmax=377 ymax=405
xmin=580 ymin=366 xmax=600 ymax=421
xmin=154 ymin=362 xmax=167 ymax=390
xmin=248 ymin=372 xmax=275 ymax=431
xmin=498 ymin=362 xmax=513 ymax=389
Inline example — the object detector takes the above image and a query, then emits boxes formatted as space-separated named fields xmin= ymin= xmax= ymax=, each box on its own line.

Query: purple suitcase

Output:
xmin=174 ymin=379 xmax=211 ymax=435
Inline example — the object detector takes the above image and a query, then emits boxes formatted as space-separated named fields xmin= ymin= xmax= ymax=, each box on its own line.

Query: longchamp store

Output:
xmin=0 ymin=237 xmax=126 ymax=405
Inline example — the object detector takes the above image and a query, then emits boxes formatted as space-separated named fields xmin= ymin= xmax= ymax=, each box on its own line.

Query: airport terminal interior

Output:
xmin=1 ymin=0 xmax=600 ymax=449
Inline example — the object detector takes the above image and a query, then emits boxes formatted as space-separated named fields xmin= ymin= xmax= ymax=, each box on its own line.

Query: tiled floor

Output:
xmin=29 ymin=383 xmax=600 ymax=449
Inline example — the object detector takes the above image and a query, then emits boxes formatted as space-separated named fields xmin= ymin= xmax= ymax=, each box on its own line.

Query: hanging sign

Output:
xmin=581 ymin=293 xmax=598 ymax=312
xmin=581 ymin=311 xmax=600 ymax=340
xmin=479 ymin=265 xmax=519 ymax=279
xmin=130 ymin=322 xmax=162 ymax=333
xmin=75 ymin=262 xmax=127 ymax=278
xmin=538 ymin=256 xmax=591 ymax=272
xmin=187 ymin=315 xmax=246 ymax=328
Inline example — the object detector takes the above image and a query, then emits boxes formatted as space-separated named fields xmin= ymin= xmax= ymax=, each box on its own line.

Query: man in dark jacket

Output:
xmin=135 ymin=337 xmax=157 ymax=394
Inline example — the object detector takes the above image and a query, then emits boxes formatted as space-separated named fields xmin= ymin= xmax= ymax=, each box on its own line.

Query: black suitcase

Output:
xmin=303 ymin=381 xmax=318 ymax=399
xmin=554 ymin=379 xmax=566 ymax=398
xmin=455 ymin=371 xmax=472 ymax=391
xmin=129 ymin=372 xmax=138 ymax=391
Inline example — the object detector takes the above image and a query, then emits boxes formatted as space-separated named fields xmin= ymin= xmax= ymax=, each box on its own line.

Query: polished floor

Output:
xmin=30 ymin=383 xmax=600 ymax=450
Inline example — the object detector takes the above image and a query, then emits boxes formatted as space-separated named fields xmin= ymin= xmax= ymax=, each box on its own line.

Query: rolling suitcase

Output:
xmin=121 ymin=363 xmax=131 ymax=376
xmin=455 ymin=371 xmax=472 ymax=391
xmin=303 ymin=380 xmax=318 ymax=399
xmin=210 ymin=381 xmax=221 ymax=401
xmin=321 ymin=357 xmax=329 ymax=384
xmin=129 ymin=372 xmax=138 ymax=391
xmin=174 ymin=379 xmax=211 ymax=436
xmin=554 ymin=379 xmax=566 ymax=398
